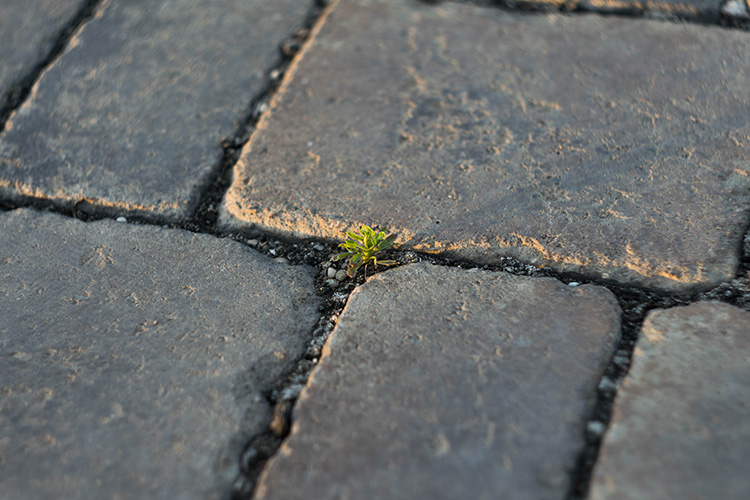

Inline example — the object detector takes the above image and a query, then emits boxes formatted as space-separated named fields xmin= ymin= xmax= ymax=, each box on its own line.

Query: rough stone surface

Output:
xmin=0 ymin=0 xmax=309 ymax=222
xmin=590 ymin=302 xmax=750 ymax=500
xmin=252 ymin=263 xmax=621 ymax=500
xmin=0 ymin=0 xmax=85 ymax=105
xmin=220 ymin=0 xmax=750 ymax=292
xmin=0 ymin=209 xmax=321 ymax=500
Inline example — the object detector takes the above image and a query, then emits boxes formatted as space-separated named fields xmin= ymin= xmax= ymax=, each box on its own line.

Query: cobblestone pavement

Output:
xmin=1 ymin=1 xmax=749 ymax=499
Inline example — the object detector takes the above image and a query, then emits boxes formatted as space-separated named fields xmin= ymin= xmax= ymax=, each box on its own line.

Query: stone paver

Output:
xmin=0 ymin=209 xmax=321 ymax=500
xmin=0 ymin=0 xmax=308 ymax=222
xmin=0 ymin=0 xmax=85 ymax=103
xmin=220 ymin=0 xmax=750 ymax=292
xmin=590 ymin=302 xmax=750 ymax=500
xmin=252 ymin=263 xmax=621 ymax=500
xmin=0 ymin=0 xmax=85 ymax=106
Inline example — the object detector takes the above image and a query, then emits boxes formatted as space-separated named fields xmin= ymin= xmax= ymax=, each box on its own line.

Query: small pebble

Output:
xmin=247 ymin=239 xmax=259 ymax=247
xmin=326 ymin=279 xmax=339 ymax=289
xmin=587 ymin=421 xmax=606 ymax=436
xmin=568 ymin=282 xmax=580 ymax=287
xmin=335 ymin=269 xmax=348 ymax=281
xmin=274 ymin=257 xmax=290 ymax=264
xmin=313 ymin=243 xmax=325 ymax=252
xmin=327 ymin=267 xmax=337 ymax=279
xmin=116 ymin=216 xmax=127 ymax=223
xmin=269 ymin=248 xmax=277 ymax=256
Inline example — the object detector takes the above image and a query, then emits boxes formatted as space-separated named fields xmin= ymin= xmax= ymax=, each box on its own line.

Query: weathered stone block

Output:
xmin=253 ymin=263 xmax=621 ymax=500
xmin=0 ymin=209 xmax=321 ymax=500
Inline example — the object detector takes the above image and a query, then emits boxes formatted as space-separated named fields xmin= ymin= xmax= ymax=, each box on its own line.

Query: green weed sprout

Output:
xmin=335 ymin=225 xmax=397 ymax=277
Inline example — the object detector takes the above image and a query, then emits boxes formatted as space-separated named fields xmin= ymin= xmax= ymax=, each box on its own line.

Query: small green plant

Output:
xmin=335 ymin=225 xmax=397 ymax=277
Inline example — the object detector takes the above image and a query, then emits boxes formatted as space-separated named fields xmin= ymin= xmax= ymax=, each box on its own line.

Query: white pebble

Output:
xmin=116 ymin=217 xmax=127 ymax=223
xmin=274 ymin=257 xmax=290 ymax=264
xmin=335 ymin=269 xmax=348 ymax=281
xmin=269 ymin=248 xmax=277 ymax=256
xmin=247 ymin=239 xmax=259 ymax=247
xmin=313 ymin=244 xmax=325 ymax=252
xmin=326 ymin=279 xmax=339 ymax=289
xmin=568 ymin=282 xmax=580 ymax=287
xmin=587 ymin=421 xmax=606 ymax=436
xmin=327 ymin=267 xmax=337 ymax=279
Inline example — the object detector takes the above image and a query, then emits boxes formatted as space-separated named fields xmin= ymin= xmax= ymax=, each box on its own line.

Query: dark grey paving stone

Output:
xmin=590 ymin=302 xmax=750 ymax=500
xmin=252 ymin=263 xmax=620 ymax=500
xmin=0 ymin=209 xmax=321 ymax=500
xmin=220 ymin=0 xmax=750 ymax=292
xmin=0 ymin=0 xmax=309 ymax=222
xmin=0 ymin=0 xmax=85 ymax=102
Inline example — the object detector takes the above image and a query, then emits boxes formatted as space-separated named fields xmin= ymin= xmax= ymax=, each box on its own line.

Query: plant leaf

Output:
xmin=347 ymin=260 xmax=364 ymax=277
xmin=346 ymin=231 xmax=364 ymax=242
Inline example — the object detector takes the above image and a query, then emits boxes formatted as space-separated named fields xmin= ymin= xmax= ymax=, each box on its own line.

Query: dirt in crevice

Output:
xmin=187 ymin=0 xmax=329 ymax=234
xmin=0 ymin=0 xmax=104 ymax=133
xmin=440 ymin=0 xmax=750 ymax=28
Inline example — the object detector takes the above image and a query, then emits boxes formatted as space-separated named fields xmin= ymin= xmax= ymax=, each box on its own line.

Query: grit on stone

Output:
xmin=0 ymin=209 xmax=321 ymax=500
xmin=220 ymin=0 xmax=750 ymax=292
xmin=0 ymin=0 xmax=309 ymax=222
xmin=590 ymin=302 xmax=750 ymax=500
xmin=0 ymin=0 xmax=85 ymax=104
xmin=252 ymin=264 xmax=621 ymax=500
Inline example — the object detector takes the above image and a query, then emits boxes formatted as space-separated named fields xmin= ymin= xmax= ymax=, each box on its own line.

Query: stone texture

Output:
xmin=252 ymin=263 xmax=621 ymax=500
xmin=0 ymin=209 xmax=321 ymax=500
xmin=220 ymin=0 xmax=750 ymax=292
xmin=590 ymin=302 xmax=750 ymax=500
xmin=0 ymin=0 xmax=309 ymax=222
xmin=0 ymin=0 xmax=85 ymax=103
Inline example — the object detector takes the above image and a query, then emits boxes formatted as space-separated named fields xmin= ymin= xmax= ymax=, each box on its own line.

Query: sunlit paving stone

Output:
xmin=590 ymin=302 xmax=750 ymax=500
xmin=220 ymin=0 xmax=750 ymax=292
xmin=252 ymin=263 xmax=620 ymax=500
xmin=0 ymin=209 xmax=321 ymax=500
xmin=0 ymin=0 xmax=308 ymax=222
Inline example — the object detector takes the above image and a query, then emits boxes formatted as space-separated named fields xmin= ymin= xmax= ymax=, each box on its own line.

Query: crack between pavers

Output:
xmin=443 ymin=0 xmax=750 ymax=29
xmin=0 ymin=0 xmax=104 ymax=134
xmin=187 ymin=0 xmax=331 ymax=234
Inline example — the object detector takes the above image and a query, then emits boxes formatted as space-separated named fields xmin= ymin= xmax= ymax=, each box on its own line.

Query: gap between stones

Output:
xmin=0 ymin=0 xmax=104 ymax=134
xmin=1 ymin=0 xmax=749 ymax=497
xmin=443 ymin=0 xmax=750 ymax=29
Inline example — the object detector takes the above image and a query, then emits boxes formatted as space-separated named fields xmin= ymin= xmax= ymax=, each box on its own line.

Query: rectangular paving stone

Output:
xmin=252 ymin=263 xmax=621 ymax=500
xmin=0 ymin=209 xmax=321 ymax=500
xmin=0 ymin=0 xmax=85 ymax=106
xmin=590 ymin=302 xmax=750 ymax=500
xmin=220 ymin=0 xmax=750 ymax=292
xmin=0 ymin=0 xmax=309 ymax=222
